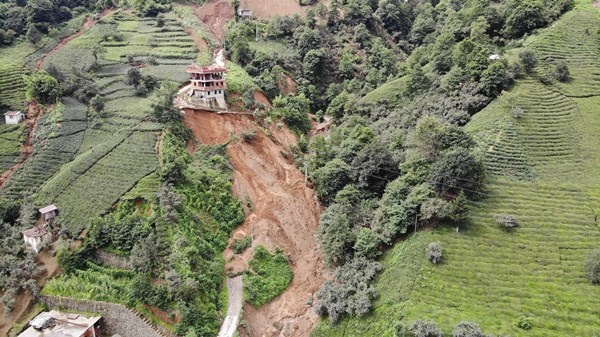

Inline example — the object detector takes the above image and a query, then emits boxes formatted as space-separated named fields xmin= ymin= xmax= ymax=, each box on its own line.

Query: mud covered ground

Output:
xmin=184 ymin=110 xmax=324 ymax=337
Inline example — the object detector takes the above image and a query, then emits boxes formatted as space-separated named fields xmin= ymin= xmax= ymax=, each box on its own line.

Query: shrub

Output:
xmin=26 ymin=71 xmax=62 ymax=104
xmin=553 ymin=61 xmax=570 ymax=82
xmin=231 ymin=236 xmax=252 ymax=254
xmin=585 ymin=248 xmax=600 ymax=284
xmin=516 ymin=315 xmax=532 ymax=330
xmin=240 ymin=129 xmax=257 ymax=142
xmin=512 ymin=106 xmax=524 ymax=119
xmin=244 ymin=246 xmax=293 ymax=307
xmin=429 ymin=150 xmax=484 ymax=196
xmin=452 ymin=322 xmax=484 ymax=337
xmin=539 ymin=72 xmax=554 ymax=85
xmin=315 ymin=258 xmax=382 ymax=324
xmin=495 ymin=214 xmax=519 ymax=231
xmin=426 ymin=242 xmax=443 ymax=264
xmin=410 ymin=320 xmax=443 ymax=337
xmin=518 ymin=50 xmax=537 ymax=73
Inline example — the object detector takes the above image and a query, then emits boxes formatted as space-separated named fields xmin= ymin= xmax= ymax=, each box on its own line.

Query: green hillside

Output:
xmin=313 ymin=2 xmax=600 ymax=337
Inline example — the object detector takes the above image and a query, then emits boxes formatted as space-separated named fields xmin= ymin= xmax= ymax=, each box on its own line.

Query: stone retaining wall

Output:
xmin=39 ymin=295 xmax=177 ymax=337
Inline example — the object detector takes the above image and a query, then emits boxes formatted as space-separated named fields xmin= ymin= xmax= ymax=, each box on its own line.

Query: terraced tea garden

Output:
xmin=0 ymin=42 xmax=35 ymax=112
xmin=0 ymin=124 xmax=25 ymax=172
xmin=1 ymin=10 xmax=198 ymax=235
xmin=3 ymin=98 xmax=87 ymax=198
xmin=314 ymin=3 xmax=600 ymax=337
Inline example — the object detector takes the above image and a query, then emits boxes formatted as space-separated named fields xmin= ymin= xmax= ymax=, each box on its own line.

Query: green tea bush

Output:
xmin=244 ymin=246 xmax=293 ymax=307
xmin=232 ymin=236 xmax=252 ymax=254
xmin=585 ymin=248 xmax=600 ymax=285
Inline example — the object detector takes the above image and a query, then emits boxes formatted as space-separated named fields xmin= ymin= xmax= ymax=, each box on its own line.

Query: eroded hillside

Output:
xmin=184 ymin=110 xmax=324 ymax=337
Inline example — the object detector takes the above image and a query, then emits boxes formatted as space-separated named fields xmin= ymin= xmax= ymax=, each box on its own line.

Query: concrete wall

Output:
xmin=39 ymin=295 xmax=178 ymax=337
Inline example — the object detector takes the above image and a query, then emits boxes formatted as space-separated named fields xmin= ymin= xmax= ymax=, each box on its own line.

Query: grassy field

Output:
xmin=314 ymin=3 xmax=600 ymax=337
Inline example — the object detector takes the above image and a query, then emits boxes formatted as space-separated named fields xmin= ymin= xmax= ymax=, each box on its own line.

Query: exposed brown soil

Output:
xmin=594 ymin=0 xmax=600 ymax=9
xmin=241 ymin=0 xmax=309 ymax=20
xmin=184 ymin=27 xmax=209 ymax=50
xmin=0 ymin=102 xmax=42 ymax=188
xmin=35 ymin=8 xmax=114 ymax=70
xmin=279 ymin=74 xmax=297 ymax=96
xmin=184 ymin=110 xmax=324 ymax=337
xmin=254 ymin=91 xmax=271 ymax=107
xmin=143 ymin=305 xmax=180 ymax=325
xmin=193 ymin=0 xmax=235 ymax=42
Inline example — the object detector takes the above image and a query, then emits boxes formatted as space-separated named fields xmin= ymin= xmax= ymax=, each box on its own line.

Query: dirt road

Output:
xmin=184 ymin=110 xmax=324 ymax=337
xmin=218 ymin=276 xmax=243 ymax=337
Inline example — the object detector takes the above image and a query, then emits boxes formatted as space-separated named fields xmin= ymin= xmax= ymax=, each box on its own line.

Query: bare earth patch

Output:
xmin=184 ymin=110 xmax=325 ymax=337
xmin=193 ymin=0 xmax=235 ymax=42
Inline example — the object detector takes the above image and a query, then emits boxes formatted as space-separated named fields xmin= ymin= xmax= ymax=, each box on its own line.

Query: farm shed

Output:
xmin=39 ymin=204 xmax=58 ymax=221
xmin=19 ymin=310 xmax=102 ymax=337
xmin=238 ymin=8 xmax=253 ymax=18
xmin=22 ymin=225 xmax=51 ymax=253
xmin=4 ymin=110 xmax=24 ymax=124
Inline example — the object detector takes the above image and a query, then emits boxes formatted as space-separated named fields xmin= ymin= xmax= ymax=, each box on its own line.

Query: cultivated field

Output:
xmin=314 ymin=3 xmax=600 ymax=337
xmin=4 ymin=11 xmax=197 ymax=234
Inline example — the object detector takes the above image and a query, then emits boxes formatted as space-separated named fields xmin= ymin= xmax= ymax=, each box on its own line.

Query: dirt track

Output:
xmin=184 ymin=110 xmax=324 ymax=337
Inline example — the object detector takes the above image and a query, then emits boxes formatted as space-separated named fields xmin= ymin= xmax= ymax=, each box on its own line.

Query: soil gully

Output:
xmin=184 ymin=109 xmax=324 ymax=337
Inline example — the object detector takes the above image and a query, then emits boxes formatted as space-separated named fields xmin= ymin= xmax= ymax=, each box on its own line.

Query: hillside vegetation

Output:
xmin=313 ymin=2 xmax=600 ymax=336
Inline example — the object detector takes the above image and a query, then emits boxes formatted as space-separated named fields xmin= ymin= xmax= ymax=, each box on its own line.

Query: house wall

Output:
xmin=43 ymin=210 xmax=57 ymax=221
xmin=5 ymin=115 xmax=21 ymax=125
xmin=39 ymin=296 xmax=177 ymax=337
xmin=24 ymin=236 xmax=42 ymax=253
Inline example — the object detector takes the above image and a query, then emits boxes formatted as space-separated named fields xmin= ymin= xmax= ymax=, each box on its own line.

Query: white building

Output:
xmin=186 ymin=64 xmax=227 ymax=109
xmin=22 ymin=225 xmax=52 ymax=253
xmin=238 ymin=8 xmax=253 ymax=18
xmin=19 ymin=311 xmax=102 ymax=337
xmin=4 ymin=111 xmax=24 ymax=124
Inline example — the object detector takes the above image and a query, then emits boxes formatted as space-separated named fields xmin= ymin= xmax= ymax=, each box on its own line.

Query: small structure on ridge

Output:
xmin=4 ymin=111 xmax=25 ymax=124
xmin=185 ymin=64 xmax=227 ymax=110
xmin=39 ymin=204 xmax=58 ymax=221
xmin=19 ymin=310 xmax=102 ymax=337
xmin=238 ymin=8 xmax=253 ymax=18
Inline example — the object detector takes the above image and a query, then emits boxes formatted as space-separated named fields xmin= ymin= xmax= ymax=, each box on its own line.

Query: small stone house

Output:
xmin=22 ymin=225 xmax=51 ymax=253
xmin=19 ymin=311 xmax=102 ymax=337
xmin=238 ymin=8 xmax=253 ymax=18
xmin=39 ymin=204 xmax=58 ymax=221
xmin=4 ymin=111 xmax=24 ymax=124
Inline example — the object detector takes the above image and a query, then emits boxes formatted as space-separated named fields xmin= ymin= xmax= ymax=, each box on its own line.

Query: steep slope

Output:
xmin=184 ymin=110 xmax=324 ymax=337
xmin=314 ymin=3 xmax=600 ymax=337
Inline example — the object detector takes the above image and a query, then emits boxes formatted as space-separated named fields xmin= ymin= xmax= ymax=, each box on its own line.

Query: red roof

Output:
xmin=186 ymin=64 xmax=227 ymax=74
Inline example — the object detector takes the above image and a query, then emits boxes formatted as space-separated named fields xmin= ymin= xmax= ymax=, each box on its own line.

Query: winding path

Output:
xmin=217 ymin=276 xmax=243 ymax=337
